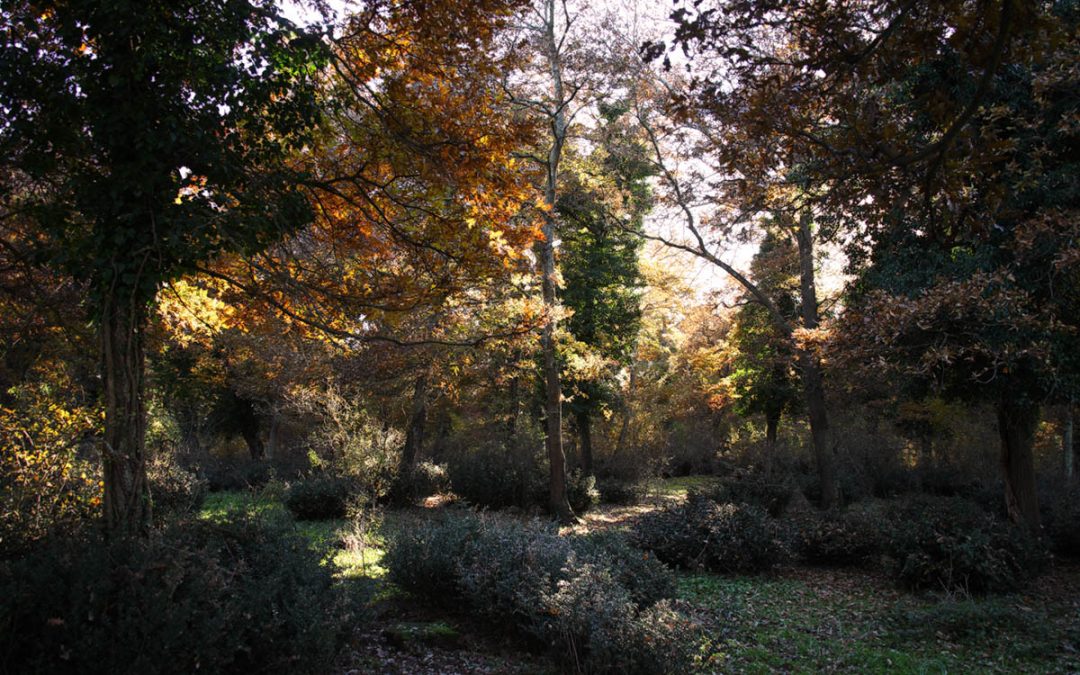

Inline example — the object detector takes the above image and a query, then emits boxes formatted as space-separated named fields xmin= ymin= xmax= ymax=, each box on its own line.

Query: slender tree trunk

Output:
xmin=765 ymin=411 xmax=779 ymax=453
xmin=536 ymin=0 xmax=574 ymax=524
xmin=795 ymin=213 xmax=838 ymax=508
xmin=614 ymin=363 xmax=636 ymax=457
xmin=542 ymin=309 xmax=573 ymax=522
xmin=400 ymin=372 xmax=429 ymax=476
xmin=100 ymin=287 xmax=151 ymax=534
xmin=576 ymin=409 xmax=594 ymax=475
xmin=997 ymin=399 xmax=1041 ymax=530
xmin=1063 ymin=405 xmax=1074 ymax=484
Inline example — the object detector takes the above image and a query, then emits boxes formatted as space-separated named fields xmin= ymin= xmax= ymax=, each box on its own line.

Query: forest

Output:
xmin=1 ymin=0 xmax=1079 ymax=672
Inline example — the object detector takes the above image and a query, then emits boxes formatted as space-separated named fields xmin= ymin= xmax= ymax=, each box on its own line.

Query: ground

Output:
xmin=199 ymin=479 xmax=1080 ymax=674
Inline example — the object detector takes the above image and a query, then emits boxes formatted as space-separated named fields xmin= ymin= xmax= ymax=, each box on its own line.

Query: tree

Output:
xmin=644 ymin=0 xmax=1076 ymax=515
xmin=0 ymin=0 xmax=326 ymax=532
xmin=824 ymin=3 xmax=1079 ymax=530
xmin=559 ymin=102 xmax=648 ymax=475
xmin=505 ymin=0 xmax=605 ymax=522
xmin=726 ymin=230 xmax=801 ymax=456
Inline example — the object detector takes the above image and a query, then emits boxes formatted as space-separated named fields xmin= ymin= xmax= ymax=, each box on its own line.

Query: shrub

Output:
xmin=284 ymin=475 xmax=354 ymax=520
xmin=596 ymin=478 xmax=650 ymax=505
xmin=881 ymin=496 xmax=1048 ymax=593
xmin=384 ymin=512 xmax=483 ymax=600
xmin=693 ymin=473 xmax=792 ymax=517
xmin=568 ymin=470 xmax=601 ymax=513
xmin=205 ymin=458 xmax=273 ymax=492
xmin=536 ymin=565 xmax=699 ymax=674
xmin=631 ymin=496 xmax=785 ymax=573
xmin=444 ymin=428 xmax=547 ymax=510
xmin=393 ymin=461 xmax=451 ymax=504
xmin=0 ymin=515 xmax=358 ymax=673
xmin=287 ymin=384 xmax=401 ymax=501
xmin=147 ymin=452 xmax=208 ymax=522
xmin=385 ymin=512 xmax=697 ymax=673
xmin=789 ymin=503 xmax=884 ymax=566
xmin=1041 ymin=486 xmax=1080 ymax=558
xmin=577 ymin=530 xmax=677 ymax=608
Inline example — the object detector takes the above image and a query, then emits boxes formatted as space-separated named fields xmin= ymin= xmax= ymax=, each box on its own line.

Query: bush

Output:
xmin=445 ymin=428 xmax=547 ymax=510
xmin=568 ymin=470 xmax=601 ymax=513
xmin=693 ymin=474 xmax=793 ymax=517
xmin=631 ymin=495 xmax=785 ymax=573
xmin=385 ymin=512 xmax=697 ymax=673
xmin=0 ymin=515 xmax=358 ymax=673
xmin=789 ymin=503 xmax=885 ymax=566
xmin=284 ymin=475 xmax=354 ymax=520
xmin=205 ymin=458 xmax=274 ymax=492
xmin=1041 ymin=486 xmax=1080 ymax=558
xmin=392 ymin=461 xmax=451 ymax=504
xmin=147 ymin=452 xmax=208 ymax=522
xmin=536 ymin=565 xmax=699 ymax=674
xmin=577 ymin=530 xmax=677 ymax=608
xmin=287 ymin=384 xmax=401 ymax=502
xmin=596 ymin=478 xmax=650 ymax=505
xmin=384 ymin=511 xmax=483 ymax=600
xmin=881 ymin=496 xmax=1048 ymax=593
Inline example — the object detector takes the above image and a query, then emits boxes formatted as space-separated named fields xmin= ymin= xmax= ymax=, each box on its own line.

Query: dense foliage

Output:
xmin=1 ymin=0 xmax=1077 ymax=669
xmin=631 ymin=495 xmax=785 ymax=573
xmin=0 ymin=514 xmax=358 ymax=673
xmin=385 ymin=512 xmax=698 ymax=673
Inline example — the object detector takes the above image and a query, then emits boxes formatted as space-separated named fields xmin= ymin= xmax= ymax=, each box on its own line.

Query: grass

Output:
xmin=679 ymin=566 xmax=1076 ymax=673
xmin=199 ymin=489 xmax=388 ymax=580
xmin=648 ymin=474 xmax=721 ymax=499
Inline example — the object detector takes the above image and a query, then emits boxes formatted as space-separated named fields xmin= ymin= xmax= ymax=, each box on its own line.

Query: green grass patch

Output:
xmin=678 ymin=571 xmax=1075 ymax=673
xmin=199 ymin=490 xmax=286 ymax=521
xmin=198 ymin=490 xmax=389 ymax=581
xmin=651 ymin=475 xmax=721 ymax=499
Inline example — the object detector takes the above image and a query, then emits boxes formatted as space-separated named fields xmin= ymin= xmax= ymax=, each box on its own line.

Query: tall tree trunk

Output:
xmin=542 ymin=310 xmax=573 ymax=522
xmin=614 ymin=363 xmax=636 ymax=457
xmin=400 ymin=372 xmax=429 ymax=477
xmin=100 ymin=288 xmax=151 ymax=534
xmin=997 ymin=400 xmax=1041 ymax=530
xmin=536 ymin=0 xmax=574 ymax=524
xmin=1063 ymin=404 xmax=1074 ymax=484
xmin=576 ymin=409 xmax=593 ymax=475
xmin=795 ymin=213 xmax=838 ymax=508
xmin=765 ymin=410 xmax=779 ymax=453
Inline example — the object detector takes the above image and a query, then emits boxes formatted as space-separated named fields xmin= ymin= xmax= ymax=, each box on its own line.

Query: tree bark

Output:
xmin=535 ymin=0 xmax=575 ymax=524
xmin=614 ymin=363 xmax=636 ymax=457
xmin=100 ymin=287 xmax=151 ymax=534
xmin=795 ymin=213 xmax=839 ymax=508
xmin=576 ymin=409 xmax=594 ymax=475
xmin=997 ymin=399 xmax=1041 ymax=530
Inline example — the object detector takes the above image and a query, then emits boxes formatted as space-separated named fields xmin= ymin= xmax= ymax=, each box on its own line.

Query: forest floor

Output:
xmin=200 ymin=480 xmax=1080 ymax=674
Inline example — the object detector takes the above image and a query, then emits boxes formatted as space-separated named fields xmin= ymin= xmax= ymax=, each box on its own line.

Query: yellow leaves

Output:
xmin=156 ymin=277 xmax=236 ymax=346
